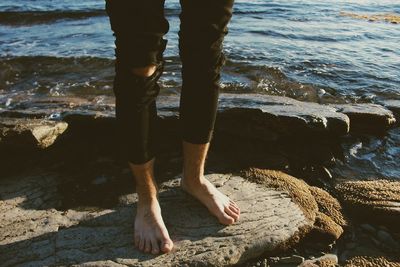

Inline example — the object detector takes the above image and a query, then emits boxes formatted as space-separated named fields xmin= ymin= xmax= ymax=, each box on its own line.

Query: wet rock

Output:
xmin=91 ymin=175 xmax=108 ymax=185
xmin=4 ymin=94 xmax=398 ymax=140
xmin=360 ymin=224 xmax=377 ymax=235
xmin=335 ymin=180 xmax=400 ymax=228
xmin=377 ymin=230 xmax=399 ymax=248
xmin=0 ymin=117 xmax=68 ymax=148
xmin=320 ymin=166 xmax=333 ymax=180
xmin=332 ymin=103 xmax=396 ymax=134
xmin=381 ymin=99 xmax=400 ymax=122
xmin=0 ymin=94 xmax=349 ymax=152
xmin=0 ymin=172 xmax=315 ymax=267
xmin=345 ymin=242 xmax=357 ymax=250
xmin=2 ymin=93 xmax=351 ymax=140
xmin=215 ymin=94 xmax=350 ymax=137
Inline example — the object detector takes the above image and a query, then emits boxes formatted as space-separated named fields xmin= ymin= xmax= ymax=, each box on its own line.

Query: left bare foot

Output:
xmin=181 ymin=176 xmax=240 ymax=225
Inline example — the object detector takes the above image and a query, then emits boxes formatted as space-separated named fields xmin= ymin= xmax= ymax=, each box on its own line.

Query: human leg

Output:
xmin=178 ymin=0 xmax=234 ymax=144
xmin=106 ymin=0 xmax=169 ymax=164
xmin=105 ymin=0 xmax=173 ymax=254
xmin=129 ymin=158 xmax=173 ymax=254
xmin=178 ymin=0 xmax=240 ymax=225
xmin=181 ymin=141 xmax=240 ymax=225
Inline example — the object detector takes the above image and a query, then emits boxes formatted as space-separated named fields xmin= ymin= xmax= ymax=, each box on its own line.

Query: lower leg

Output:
xmin=181 ymin=140 xmax=240 ymax=225
xmin=129 ymin=158 xmax=173 ymax=254
xmin=128 ymin=65 xmax=173 ymax=254
xmin=132 ymin=65 xmax=157 ymax=77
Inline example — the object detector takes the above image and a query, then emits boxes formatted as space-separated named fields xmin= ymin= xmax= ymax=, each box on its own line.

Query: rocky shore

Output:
xmin=1 ymin=93 xmax=400 ymax=266
xmin=340 ymin=12 xmax=400 ymax=24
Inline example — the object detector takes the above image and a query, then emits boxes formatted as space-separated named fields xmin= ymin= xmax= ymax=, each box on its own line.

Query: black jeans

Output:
xmin=105 ymin=0 xmax=235 ymax=164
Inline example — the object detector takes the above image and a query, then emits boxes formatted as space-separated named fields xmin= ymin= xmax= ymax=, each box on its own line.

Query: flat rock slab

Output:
xmin=0 ymin=173 xmax=312 ymax=267
xmin=332 ymin=103 xmax=396 ymax=133
xmin=158 ymin=93 xmax=350 ymax=137
xmin=0 ymin=93 xmax=351 ymax=139
xmin=0 ymin=117 xmax=68 ymax=148
xmin=380 ymin=99 xmax=400 ymax=120
xmin=0 ymin=93 xmax=398 ymax=140
xmin=2 ymin=94 xmax=399 ymax=138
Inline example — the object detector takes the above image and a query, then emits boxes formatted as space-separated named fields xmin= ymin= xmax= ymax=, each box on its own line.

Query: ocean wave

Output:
xmin=0 ymin=55 xmax=327 ymax=103
xmin=249 ymin=29 xmax=364 ymax=42
xmin=0 ymin=56 xmax=115 ymax=94
xmin=0 ymin=10 xmax=106 ymax=26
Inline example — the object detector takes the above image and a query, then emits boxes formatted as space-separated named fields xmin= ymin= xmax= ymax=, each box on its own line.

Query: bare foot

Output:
xmin=134 ymin=198 xmax=174 ymax=254
xmin=181 ymin=176 xmax=240 ymax=225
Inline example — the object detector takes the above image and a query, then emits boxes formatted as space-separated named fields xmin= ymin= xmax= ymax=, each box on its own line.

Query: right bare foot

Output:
xmin=181 ymin=176 xmax=240 ymax=225
xmin=134 ymin=198 xmax=174 ymax=254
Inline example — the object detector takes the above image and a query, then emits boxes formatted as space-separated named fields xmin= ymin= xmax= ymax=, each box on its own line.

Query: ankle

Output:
xmin=181 ymin=174 xmax=206 ymax=187
xmin=137 ymin=182 xmax=158 ymax=198
xmin=137 ymin=192 xmax=159 ymax=208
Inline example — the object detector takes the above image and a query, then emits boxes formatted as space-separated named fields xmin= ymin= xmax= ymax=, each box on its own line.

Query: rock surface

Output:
xmin=300 ymin=254 xmax=338 ymax=267
xmin=0 ymin=117 xmax=68 ymax=148
xmin=335 ymin=180 xmax=400 ymax=227
xmin=340 ymin=11 xmax=400 ymax=24
xmin=344 ymin=256 xmax=400 ymax=267
xmin=381 ymin=99 xmax=400 ymax=121
xmin=309 ymin=186 xmax=347 ymax=228
xmin=215 ymin=94 xmax=350 ymax=137
xmin=240 ymin=168 xmax=345 ymax=246
xmin=2 ymin=94 xmax=399 ymax=148
xmin=332 ymin=103 xmax=396 ymax=134
xmin=2 ymin=94 xmax=399 ymax=141
xmin=1 ymin=93 xmax=352 ymax=139
xmin=306 ymin=186 xmax=347 ymax=242
xmin=0 ymin=172 xmax=315 ymax=267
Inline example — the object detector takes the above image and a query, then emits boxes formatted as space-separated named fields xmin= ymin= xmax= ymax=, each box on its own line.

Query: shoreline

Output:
xmin=1 ymin=93 xmax=399 ymax=266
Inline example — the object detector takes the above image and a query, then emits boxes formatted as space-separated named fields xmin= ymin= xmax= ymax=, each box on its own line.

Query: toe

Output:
xmin=218 ymin=212 xmax=235 ymax=225
xmin=134 ymin=234 xmax=140 ymax=248
xmin=229 ymin=203 xmax=240 ymax=215
xmin=225 ymin=206 xmax=239 ymax=221
xmin=229 ymin=200 xmax=240 ymax=209
xmin=150 ymin=237 xmax=160 ymax=255
xmin=161 ymin=238 xmax=173 ymax=253
xmin=138 ymin=237 xmax=145 ymax=251
xmin=144 ymin=239 xmax=151 ymax=253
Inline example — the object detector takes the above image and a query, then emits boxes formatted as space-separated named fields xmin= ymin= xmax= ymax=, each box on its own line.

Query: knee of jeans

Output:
xmin=131 ymin=65 xmax=158 ymax=77
xmin=113 ymin=62 xmax=164 ymax=107
xmin=181 ymin=51 xmax=225 ymax=87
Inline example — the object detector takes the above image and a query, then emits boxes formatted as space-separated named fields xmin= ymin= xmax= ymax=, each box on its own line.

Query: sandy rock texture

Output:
xmin=240 ymin=168 xmax=346 ymax=247
xmin=0 ymin=172 xmax=317 ymax=267
xmin=308 ymin=186 xmax=348 ymax=242
xmin=335 ymin=180 xmax=400 ymax=227
xmin=344 ymin=256 xmax=400 ymax=267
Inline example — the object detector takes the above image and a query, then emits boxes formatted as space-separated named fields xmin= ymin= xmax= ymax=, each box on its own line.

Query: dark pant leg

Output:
xmin=178 ymin=0 xmax=235 ymax=144
xmin=105 ymin=0 xmax=169 ymax=164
